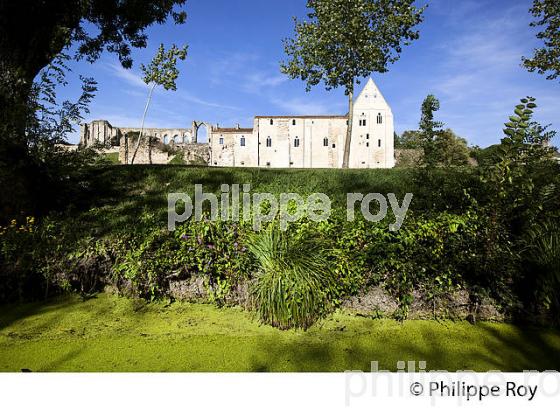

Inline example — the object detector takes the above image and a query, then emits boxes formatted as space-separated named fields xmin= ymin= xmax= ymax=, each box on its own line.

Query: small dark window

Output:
xmin=323 ymin=137 xmax=329 ymax=147
xmin=266 ymin=136 xmax=272 ymax=147
xmin=292 ymin=119 xmax=296 ymax=126
xmin=214 ymin=162 xmax=217 ymax=165
xmin=241 ymin=161 xmax=245 ymax=165
xmin=290 ymin=161 xmax=294 ymax=166
xmin=219 ymin=137 xmax=224 ymax=145
xmin=270 ymin=119 xmax=274 ymax=125
xmin=377 ymin=113 xmax=383 ymax=124
xmin=366 ymin=142 xmax=370 ymax=148
xmin=366 ymin=134 xmax=370 ymax=140
xmin=378 ymin=139 xmax=382 ymax=147
xmin=266 ymin=162 xmax=271 ymax=167
xmin=332 ymin=144 xmax=336 ymax=148
xmin=363 ymin=119 xmax=367 ymax=126
xmin=294 ymin=137 xmax=300 ymax=148
xmin=240 ymin=136 xmax=246 ymax=147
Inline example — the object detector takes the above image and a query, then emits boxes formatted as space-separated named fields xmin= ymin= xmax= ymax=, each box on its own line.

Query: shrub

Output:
xmin=522 ymin=222 xmax=560 ymax=321
xmin=247 ymin=224 xmax=334 ymax=330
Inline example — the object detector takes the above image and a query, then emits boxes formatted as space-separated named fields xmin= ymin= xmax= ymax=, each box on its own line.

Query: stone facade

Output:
xmin=80 ymin=78 xmax=395 ymax=168
xmin=209 ymin=78 xmax=395 ymax=169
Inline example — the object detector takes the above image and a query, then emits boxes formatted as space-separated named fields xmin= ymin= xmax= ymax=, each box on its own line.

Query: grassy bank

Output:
xmin=1 ymin=293 xmax=559 ymax=372
xmin=74 ymin=165 xmax=474 ymax=237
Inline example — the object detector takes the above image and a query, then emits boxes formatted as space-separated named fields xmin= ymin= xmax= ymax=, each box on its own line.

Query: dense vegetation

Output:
xmin=2 ymin=111 xmax=559 ymax=328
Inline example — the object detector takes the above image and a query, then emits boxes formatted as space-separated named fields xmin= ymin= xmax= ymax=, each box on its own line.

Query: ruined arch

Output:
xmin=192 ymin=121 xmax=212 ymax=143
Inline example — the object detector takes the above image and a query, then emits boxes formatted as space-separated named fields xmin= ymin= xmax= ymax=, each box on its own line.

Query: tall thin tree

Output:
xmin=130 ymin=44 xmax=187 ymax=165
xmin=281 ymin=0 xmax=425 ymax=168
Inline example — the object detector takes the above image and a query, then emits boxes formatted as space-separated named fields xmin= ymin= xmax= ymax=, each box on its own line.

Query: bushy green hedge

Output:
xmin=0 ymin=207 xmax=520 ymax=325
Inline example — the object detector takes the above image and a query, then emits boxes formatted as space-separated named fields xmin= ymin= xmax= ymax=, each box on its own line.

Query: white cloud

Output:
xmin=176 ymin=91 xmax=239 ymax=110
xmin=106 ymin=62 xmax=147 ymax=89
xmin=241 ymin=72 xmax=287 ymax=94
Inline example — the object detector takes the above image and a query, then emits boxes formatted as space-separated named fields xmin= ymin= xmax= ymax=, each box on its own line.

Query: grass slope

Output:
xmin=75 ymin=165 xmax=475 ymax=237
xmin=1 ymin=294 xmax=559 ymax=372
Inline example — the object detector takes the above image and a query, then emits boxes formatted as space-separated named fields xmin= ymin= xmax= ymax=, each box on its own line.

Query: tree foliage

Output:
xmin=523 ymin=0 xmax=560 ymax=81
xmin=419 ymin=94 xmax=444 ymax=167
xmin=141 ymin=43 xmax=188 ymax=91
xmin=130 ymin=43 xmax=188 ymax=164
xmin=395 ymin=130 xmax=422 ymax=149
xmin=0 ymin=0 xmax=187 ymax=217
xmin=281 ymin=0 xmax=425 ymax=167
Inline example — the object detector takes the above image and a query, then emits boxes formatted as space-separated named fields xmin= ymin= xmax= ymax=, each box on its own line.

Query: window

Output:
xmin=366 ymin=133 xmax=370 ymax=140
xmin=366 ymin=142 xmax=370 ymax=148
xmin=270 ymin=119 xmax=274 ymax=125
xmin=266 ymin=136 xmax=272 ymax=147
xmin=332 ymin=144 xmax=336 ymax=148
xmin=377 ymin=113 xmax=383 ymax=124
xmin=240 ymin=136 xmax=246 ymax=147
xmin=266 ymin=161 xmax=271 ymax=167
xmin=358 ymin=119 xmax=367 ymax=127
xmin=241 ymin=161 xmax=245 ymax=166
xmin=219 ymin=137 xmax=224 ymax=145
xmin=292 ymin=119 xmax=296 ymax=126
xmin=323 ymin=137 xmax=329 ymax=147
xmin=163 ymin=135 xmax=169 ymax=144
xmin=378 ymin=139 xmax=382 ymax=147
xmin=290 ymin=161 xmax=294 ymax=166
xmin=294 ymin=137 xmax=300 ymax=148
xmin=363 ymin=119 xmax=367 ymax=126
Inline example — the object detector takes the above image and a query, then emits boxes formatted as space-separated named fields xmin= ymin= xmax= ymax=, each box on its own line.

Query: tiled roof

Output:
xmin=255 ymin=115 xmax=347 ymax=119
xmin=214 ymin=128 xmax=254 ymax=133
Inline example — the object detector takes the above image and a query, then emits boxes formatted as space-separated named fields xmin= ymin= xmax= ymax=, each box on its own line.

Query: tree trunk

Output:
xmin=130 ymin=83 xmax=155 ymax=165
xmin=342 ymin=83 xmax=354 ymax=169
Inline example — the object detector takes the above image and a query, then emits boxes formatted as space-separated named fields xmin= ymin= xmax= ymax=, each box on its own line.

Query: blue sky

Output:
xmin=59 ymin=0 xmax=559 ymax=147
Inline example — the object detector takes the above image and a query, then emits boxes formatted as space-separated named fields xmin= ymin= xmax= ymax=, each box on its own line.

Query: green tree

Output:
xmin=419 ymin=94 xmax=444 ymax=167
xmin=436 ymin=129 xmax=470 ymax=166
xmin=523 ymin=0 xmax=560 ymax=81
xmin=130 ymin=44 xmax=188 ymax=165
xmin=395 ymin=130 xmax=422 ymax=149
xmin=481 ymin=97 xmax=556 ymax=232
xmin=1 ymin=0 xmax=186 ymax=140
xmin=281 ymin=0 xmax=425 ymax=168
xmin=0 ymin=0 xmax=186 ymax=215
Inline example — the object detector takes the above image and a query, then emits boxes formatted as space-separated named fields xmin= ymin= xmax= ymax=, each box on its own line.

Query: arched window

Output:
xmin=292 ymin=119 xmax=296 ymax=126
xmin=294 ymin=136 xmax=300 ymax=148
xmin=266 ymin=136 xmax=272 ymax=147
xmin=240 ymin=136 xmax=246 ymax=147
xmin=323 ymin=137 xmax=329 ymax=147
xmin=173 ymin=135 xmax=180 ymax=144
xmin=163 ymin=135 xmax=169 ymax=144
xmin=219 ymin=137 xmax=224 ymax=145
xmin=377 ymin=113 xmax=383 ymax=124
xmin=270 ymin=119 xmax=274 ymax=125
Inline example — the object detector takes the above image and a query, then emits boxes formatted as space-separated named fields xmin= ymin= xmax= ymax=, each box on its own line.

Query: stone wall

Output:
xmin=119 ymin=135 xmax=210 ymax=165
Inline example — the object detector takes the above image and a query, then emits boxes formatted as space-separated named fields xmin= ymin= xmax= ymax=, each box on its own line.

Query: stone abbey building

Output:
xmin=80 ymin=78 xmax=395 ymax=168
